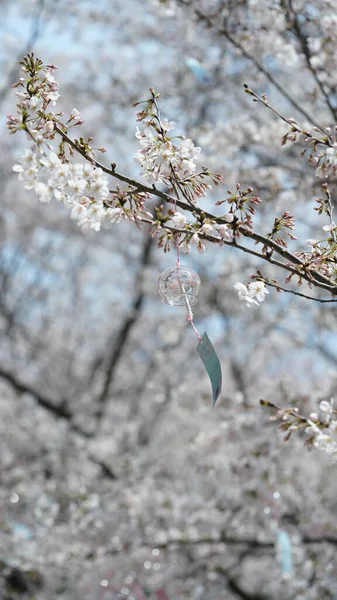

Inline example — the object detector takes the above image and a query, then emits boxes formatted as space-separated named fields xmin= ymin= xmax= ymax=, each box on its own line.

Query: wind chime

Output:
xmin=158 ymin=235 xmax=222 ymax=406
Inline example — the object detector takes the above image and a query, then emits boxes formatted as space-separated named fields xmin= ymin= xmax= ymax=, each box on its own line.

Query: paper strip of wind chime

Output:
xmin=158 ymin=247 xmax=222 ymax=406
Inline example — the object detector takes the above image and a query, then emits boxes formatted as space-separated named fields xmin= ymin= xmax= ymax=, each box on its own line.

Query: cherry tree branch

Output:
xmin=282 ymin=0 xmax=337 ymax=122
xmin=243 ymin=86 xmax=327 ymax=140
xmin=151 ymin=531 xmax=337 ymax=550
xmin=141 ymin=217 xmax=337 ymax=295
xmin=94 ymin=232 xmax=154 ymax=425
xmin=0 ymin=365 xmax=119 ymax=480
xmin=188 ymin=5 xmax=324 ymax=130
xmin=53 ymin=125 xmax=337 ymax=296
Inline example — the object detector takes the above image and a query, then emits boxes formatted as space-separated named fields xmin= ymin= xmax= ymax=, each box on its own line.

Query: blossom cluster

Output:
xmin=234 ymin=281 xmax=269 ymax=307
xmin=12 ymin=149 xmax=126 ymax=231
xmin=135 ymin=118 xmax=202 ymax=187
xmin=7 ymin=54 xmax=60 ymax=142
xmin=134 ymin=90 xmax=222 ymax=203
xmin=314 ymin=145 xmax=337 ymax=178
xmin=164 ymin=211 xmax=234 ymax=254
xmin=9 ymin=55 xmax=265 ymax=270
xmin=262 ymin=398 xmax=337 ymax=461
xmin=8 ymin=55 xmax=154 ymax=231
xmin=293 ymin=185 xmax=337 ymax=283
xmin=306 ymin=400 xmax=337 ymax=460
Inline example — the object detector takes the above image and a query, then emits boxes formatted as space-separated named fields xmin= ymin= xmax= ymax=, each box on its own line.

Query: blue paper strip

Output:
xmin=277 ymin=529 xmax=293 ymax=577
xmin=186 ymin=58 xmax=213 ymax=85
xmin=197 ymin=332 xmax=222 ymax=406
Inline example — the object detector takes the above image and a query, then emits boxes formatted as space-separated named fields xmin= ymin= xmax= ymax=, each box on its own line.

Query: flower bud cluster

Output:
xmin=216 ymin=184 xmax=261 ymax=230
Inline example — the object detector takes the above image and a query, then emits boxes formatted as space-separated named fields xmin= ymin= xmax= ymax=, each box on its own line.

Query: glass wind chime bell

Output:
xmin=158 ymin=266 xmax=201 ymax=307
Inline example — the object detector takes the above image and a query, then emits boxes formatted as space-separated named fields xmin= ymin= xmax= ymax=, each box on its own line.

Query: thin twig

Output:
xmin=191 ymin=6 xmax=324 ymax=130
xmin=284 ymin=0 xmax=337 ymax=121
xmin=244 ymin=86 xmax=326 ymax=140
xmin=265 ymin=281 xmax=337 ymax=303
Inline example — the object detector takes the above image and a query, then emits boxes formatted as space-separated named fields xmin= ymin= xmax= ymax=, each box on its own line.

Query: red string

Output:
xmin=188 ymin=313 xmax=202 ymax=343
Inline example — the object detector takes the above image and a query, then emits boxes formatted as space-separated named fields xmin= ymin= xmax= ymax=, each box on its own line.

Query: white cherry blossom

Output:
xmin=169 ymin=212 xmax=188 ymax=227
xmin=234 ymin=281 xmax=269 ymax=307
xmin=135 ymin=121 xmax=201 ymax=184
xmin=248 ymin=281 xmax=269 ymax=302
xmin=315 ymin=146 xmax=337 ymax=178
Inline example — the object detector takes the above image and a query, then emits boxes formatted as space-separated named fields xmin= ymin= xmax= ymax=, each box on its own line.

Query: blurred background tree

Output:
xmin=1 ymin=0 xmax=337 ymax=598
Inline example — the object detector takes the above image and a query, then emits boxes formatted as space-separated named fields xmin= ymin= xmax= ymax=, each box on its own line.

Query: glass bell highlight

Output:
xmin=158 ymin=266 xmax=201 ymax=306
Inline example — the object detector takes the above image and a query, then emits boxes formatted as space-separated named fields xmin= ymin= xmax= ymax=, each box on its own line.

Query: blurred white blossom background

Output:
xmin=1 ymin=1 xmax=337 ymax=599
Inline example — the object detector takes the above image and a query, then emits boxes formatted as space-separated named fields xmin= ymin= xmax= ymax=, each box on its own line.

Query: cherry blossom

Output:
xmin=134 ymin=122 xmax=202 ymax=186
xmin=315 ymin=146 xmax=337 ymax=178
xmin=234 ymin=281 xmax=269 ymax=307
xmin=168 ymin=211 xmax=188 ymax=227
